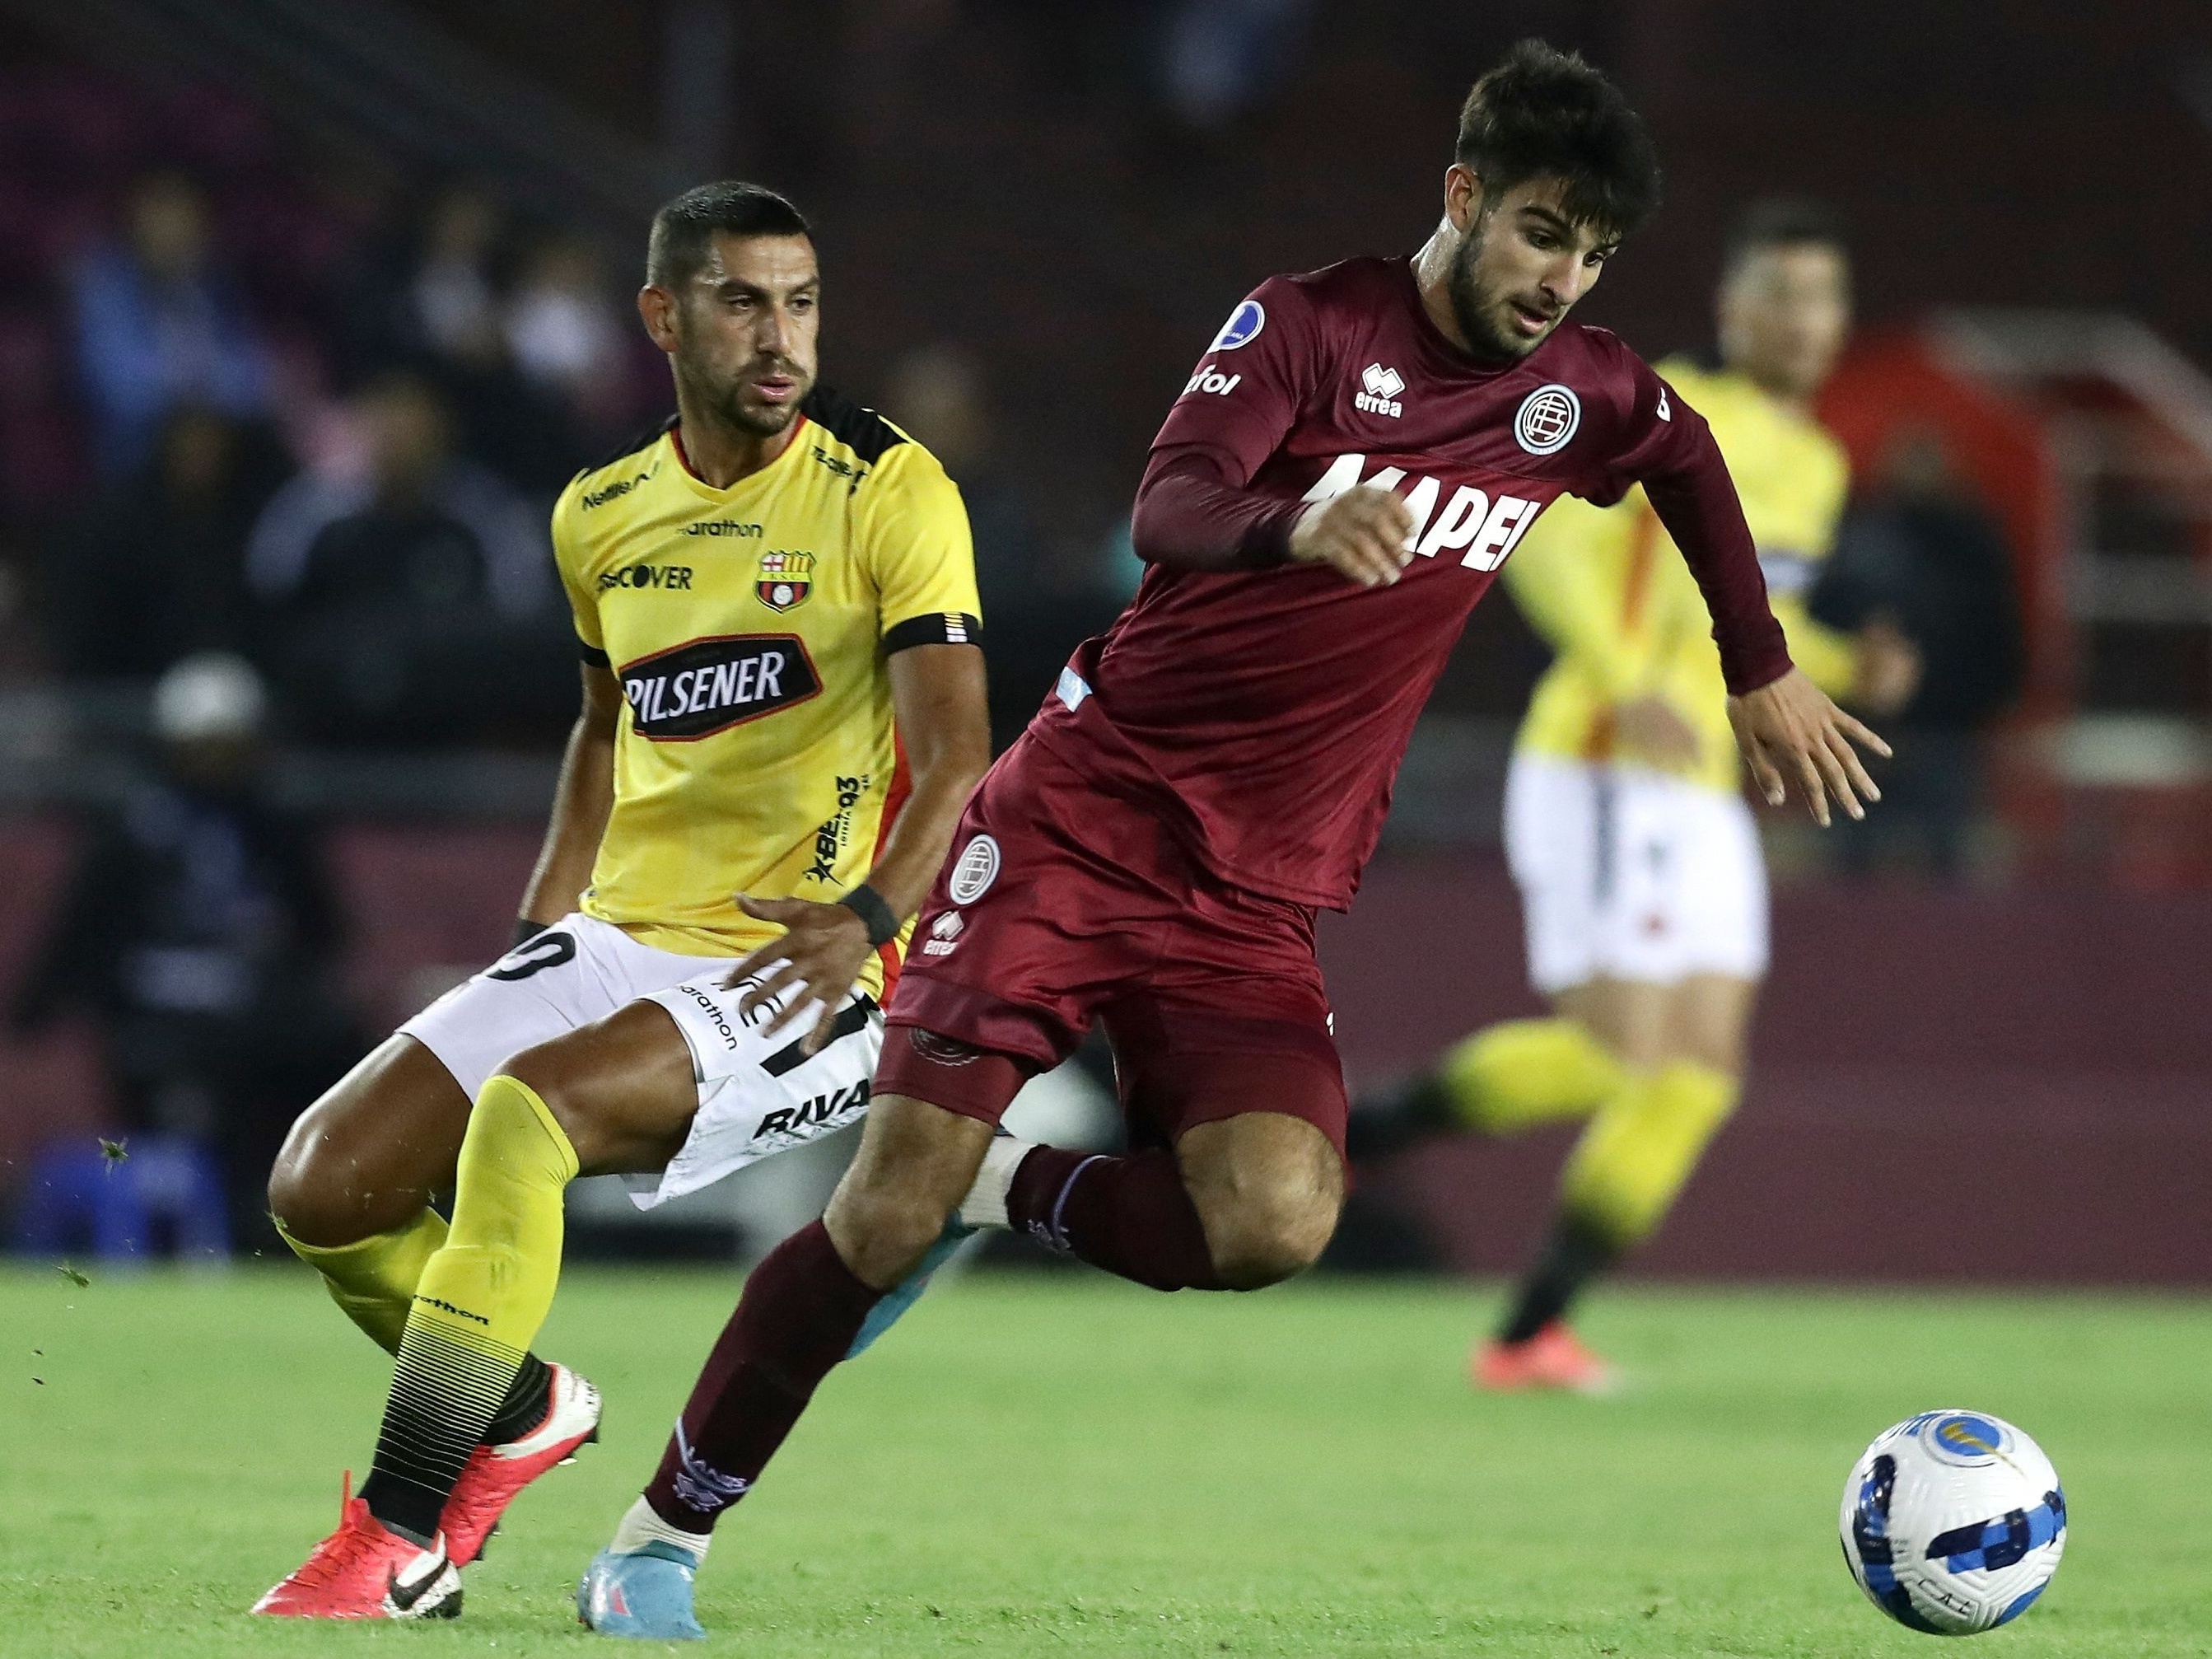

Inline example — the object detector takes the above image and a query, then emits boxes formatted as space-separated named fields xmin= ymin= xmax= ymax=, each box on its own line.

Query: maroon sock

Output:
xmin=643 ymin=1219 xmax=882 ymax=1532
xmin=1006 ymin=1146 xmax=1225 ymax=1291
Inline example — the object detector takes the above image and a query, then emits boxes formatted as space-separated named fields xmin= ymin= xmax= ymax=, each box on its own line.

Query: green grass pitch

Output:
xmin=2 ymin=1264 xmax=2209 ymax=1657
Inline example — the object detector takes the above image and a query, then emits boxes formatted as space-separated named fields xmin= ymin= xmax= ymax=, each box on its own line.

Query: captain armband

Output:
xmin=881 ymin=613 xmax=982 ymax=654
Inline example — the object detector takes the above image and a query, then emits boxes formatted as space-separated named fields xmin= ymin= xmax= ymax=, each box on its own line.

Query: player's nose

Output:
xmin=1543 ymin=259 xmax=1589 ymax=308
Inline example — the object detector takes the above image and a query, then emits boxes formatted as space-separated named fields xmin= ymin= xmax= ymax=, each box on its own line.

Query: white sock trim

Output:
xmin=609 ymin=1494 xmax=708 ymax=1562
xmin=958 ymin=1135 xmax=1034 ymax=1231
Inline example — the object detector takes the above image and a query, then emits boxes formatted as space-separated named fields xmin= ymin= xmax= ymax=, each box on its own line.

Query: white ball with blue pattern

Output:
xmin=1839 ymin=1409 xmax=2065 ymax=1635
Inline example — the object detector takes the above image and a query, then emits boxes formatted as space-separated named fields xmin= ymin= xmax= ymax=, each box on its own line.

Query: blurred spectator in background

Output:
xmin=10 ymin=654 xmax=365 ymax=1249
xmin=41 ymin=404 xmax=291 ymax=678
xmin=404 ymin=185 xmax=506 ymax=370
xmin=70 ymin=174 xmax=273 ymax=477
xmin=502 ymin=232 xmax=633 ymax=440
xmin=1155 ymin=0 xmax=1316 ymax=132
xmin=1814 ymin=426 xmax=2026 ymax=877
xmin=245 ymin=373 xmax=567 ymax=744
xmin=337 ymin=185 xmax=588 ymax=493
xmin=884 ymin=341 xmax=1079 ymax=744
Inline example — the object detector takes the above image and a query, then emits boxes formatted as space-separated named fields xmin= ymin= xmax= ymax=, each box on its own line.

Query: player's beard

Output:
xmin=1446 ymin=217 xmax=1549 ymax=367
xmin=682 ymin=355 xmax=811 ymax=441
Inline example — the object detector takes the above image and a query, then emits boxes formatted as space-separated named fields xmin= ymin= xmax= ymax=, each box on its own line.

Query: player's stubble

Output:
xmin=673 ymin=310 xmax=814 ymax=442
xmin=1445 ymin=205 xmax=1558 ymax=367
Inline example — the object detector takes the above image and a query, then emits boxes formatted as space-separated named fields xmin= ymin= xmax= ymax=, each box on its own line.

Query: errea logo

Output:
xmin=1355 ymin=363 xmax=1405 ymax=418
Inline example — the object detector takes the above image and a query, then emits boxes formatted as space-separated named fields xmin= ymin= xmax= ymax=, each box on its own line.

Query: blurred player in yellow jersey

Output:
xmin=1351 ymin=200 xmax=1917 ymax=1392
xmin=256 ymin=182 xmax=991 ymax=1618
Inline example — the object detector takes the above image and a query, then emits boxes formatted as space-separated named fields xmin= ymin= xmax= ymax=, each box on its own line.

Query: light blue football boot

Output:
xmin=577 ymin=1540 xmax=706 ymax=1641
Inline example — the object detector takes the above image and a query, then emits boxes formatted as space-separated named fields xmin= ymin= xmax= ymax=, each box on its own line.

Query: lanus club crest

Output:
xmin=756 ymin=550 xmax=815 ymax=612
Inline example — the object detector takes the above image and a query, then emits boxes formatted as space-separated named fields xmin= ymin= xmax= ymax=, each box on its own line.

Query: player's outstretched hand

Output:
xmin=1289 ymin=484 xmax=1416 ymax=588
xmin=1727 ymin=667 xmax=1892 ymax=828
xmin=721 ymin=894 xmax=874 ymax=1052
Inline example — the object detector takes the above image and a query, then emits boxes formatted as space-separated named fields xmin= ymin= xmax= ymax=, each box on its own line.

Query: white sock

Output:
xmin=958 ymin=1135 xmax=1034 ymax=1231
xmin=609 ymin=1495 xmax=708 ymax=1563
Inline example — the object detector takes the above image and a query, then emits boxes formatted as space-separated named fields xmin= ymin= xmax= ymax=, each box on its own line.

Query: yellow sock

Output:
xmin=367 ymin=1073 xmax=581 ymax=1534
xmin=404 ymin=1073 xmax=580 ymax=1368
xmin=1439 ymin=1017 xmax=1629 ymax=1133
xmin=1559 ymin=1059 xmax=1740 ymax=1244
xmin=277 ymin=1208 xmax=449 ymax=1355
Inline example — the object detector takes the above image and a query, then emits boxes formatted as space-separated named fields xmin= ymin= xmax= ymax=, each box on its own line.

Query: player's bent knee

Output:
xmin=267 ymin=1105 xmax=384 ymax=1247
xmin=824 ymin=1182 xmax=953 ymax=1289
xmin=1204 ymin=1185 xmax=1342 ymax=1290
xmin=265 ymin=1130 xmax=343 ymax=1245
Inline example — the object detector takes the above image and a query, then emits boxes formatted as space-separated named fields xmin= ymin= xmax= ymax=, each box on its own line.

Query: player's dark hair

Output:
xmin=1721 ymin=196 xmax=1849 ymax=277
xmin=1454 ymin=40 xmax=1662 ymax=241
xmin=646 ymin=181 xmax=812 ymax=288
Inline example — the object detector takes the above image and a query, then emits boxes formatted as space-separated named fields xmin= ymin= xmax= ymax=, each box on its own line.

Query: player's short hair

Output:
xmin=1721 ymin=196 xmax=1849 ymax=278
xmin=1454 ymin=40 xmax=1662 ymax=242
xmin=646 ymin=181 xmax=812 ymax=289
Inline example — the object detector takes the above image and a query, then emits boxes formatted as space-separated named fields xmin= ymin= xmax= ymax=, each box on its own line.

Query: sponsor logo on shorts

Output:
xmin=619 ymin=633 xmax=821 ymax=740
xmin=921 ymin=910 xmax=964 ymax=957
xmin=752 ymin=1077 xmax=870 ymax=1141
xmin=1514 ymin=384 xmax=1580 ymax=456
xmin=908 ymin=1028 xmax=983 ymax=1068
xmin=679 ymin=984 xmax=740 ymax=1051
xmin=947 ymin=834 xmax=1001 ymax=904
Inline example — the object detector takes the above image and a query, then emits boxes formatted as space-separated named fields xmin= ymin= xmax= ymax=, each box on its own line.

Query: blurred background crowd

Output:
xmin=2 ymin=0 xmax=2208 ymax=1273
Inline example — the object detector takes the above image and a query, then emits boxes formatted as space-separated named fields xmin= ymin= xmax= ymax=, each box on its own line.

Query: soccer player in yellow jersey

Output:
xmin=1350 ymin=200 xmax=1916 ymax=1392
xmin=256 ymin=182 xmax=990 ymax=1619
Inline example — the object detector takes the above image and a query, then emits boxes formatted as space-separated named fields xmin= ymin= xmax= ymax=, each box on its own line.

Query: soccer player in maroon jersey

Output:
xmin=577 ymin=40 xmax=1888 ymax=1634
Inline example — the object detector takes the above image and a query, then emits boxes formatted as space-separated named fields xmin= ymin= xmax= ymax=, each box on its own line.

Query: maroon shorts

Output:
xmin=877 ymin=733 xmax=1346 ymax=1156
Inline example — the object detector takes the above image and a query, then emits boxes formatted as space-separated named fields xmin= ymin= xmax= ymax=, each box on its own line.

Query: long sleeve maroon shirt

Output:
xmin=1027 ymin=255 xmax=1791 ymax=909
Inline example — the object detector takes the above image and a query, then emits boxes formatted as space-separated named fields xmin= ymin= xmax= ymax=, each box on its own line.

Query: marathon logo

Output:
xmin=413 ymin=1294 xmax=490 ymax=1327
xmin=752 ymin=1078 xmax=870 ymax=1142
xmin=805 ymin=773 xmax=867 ymax=884
xmin=620 ymin=634 xmax=820 ymax=741
xmin=684 ymin=520 xmax=763 ymax=537
xmin=580 ymin=467 xmax=653 ymax=510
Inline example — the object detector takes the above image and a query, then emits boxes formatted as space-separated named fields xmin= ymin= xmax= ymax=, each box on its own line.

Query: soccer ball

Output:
xmin=1839 ymin=1409 xmax=2065 ymax=1635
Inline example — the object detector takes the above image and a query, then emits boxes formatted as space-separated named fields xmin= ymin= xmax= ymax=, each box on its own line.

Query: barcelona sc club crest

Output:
xmin=756 ymin=549 xmax=815 ymax=612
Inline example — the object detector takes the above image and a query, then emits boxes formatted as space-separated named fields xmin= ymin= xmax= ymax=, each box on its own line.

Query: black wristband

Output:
xmin=838 ymin=884 xmax=901 ymax=949
xmin=511 ymin=918 xmax=550 ymax=950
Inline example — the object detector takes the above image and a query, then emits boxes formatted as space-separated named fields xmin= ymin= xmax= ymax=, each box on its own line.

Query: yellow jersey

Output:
xmin=1506 ymin=358 xmax=1856 ymax=796
xmin=553 ymin=387 xmax=981 ymax=991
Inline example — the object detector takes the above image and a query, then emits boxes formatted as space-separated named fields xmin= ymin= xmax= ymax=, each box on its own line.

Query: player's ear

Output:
xmin=1444 ymin=164 xmax=1482 ymax=232
xmin=638 ymin=284 xmax=680 ymax=353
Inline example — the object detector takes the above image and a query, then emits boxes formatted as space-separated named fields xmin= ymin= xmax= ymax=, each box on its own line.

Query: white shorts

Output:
xmin=1502 ymin=753 xmax=1769 ymax=995
xmin=397 ymin=913 xmax=882 ymax=1210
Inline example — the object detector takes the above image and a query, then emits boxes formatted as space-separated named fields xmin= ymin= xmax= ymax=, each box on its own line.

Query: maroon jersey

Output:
xmin=1028 ymin=255 xmax=1791 ymax=909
